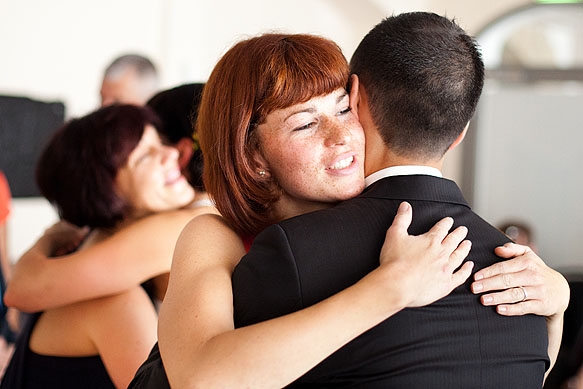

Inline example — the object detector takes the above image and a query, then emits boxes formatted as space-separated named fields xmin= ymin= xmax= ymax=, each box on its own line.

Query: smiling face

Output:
xmin=255 ymin=88 xmax=365 ymax=218
xmin=115 ymin=125 xmax=195 ymax=219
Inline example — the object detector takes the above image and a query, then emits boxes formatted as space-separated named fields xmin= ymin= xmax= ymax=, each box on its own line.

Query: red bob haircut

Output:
xmin=198 ymin=33 xmax=349 ymax=238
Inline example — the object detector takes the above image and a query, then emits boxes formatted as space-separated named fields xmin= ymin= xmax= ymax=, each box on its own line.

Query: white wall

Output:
xmin=473 ymin=84 xmax=583 ymax=270
xmin=0 ymin=0 xmax=528 ymax=263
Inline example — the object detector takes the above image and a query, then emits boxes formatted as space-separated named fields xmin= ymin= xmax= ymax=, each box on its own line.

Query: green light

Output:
xmin=536 ymin=0 xmax=582 ymax=3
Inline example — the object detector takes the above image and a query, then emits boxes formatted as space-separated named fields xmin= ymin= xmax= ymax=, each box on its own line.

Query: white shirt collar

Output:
xmin=365 ymin=165 xmax=443 ymax=187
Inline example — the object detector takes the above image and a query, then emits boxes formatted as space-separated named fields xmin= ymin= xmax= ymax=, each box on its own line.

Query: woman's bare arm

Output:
xmin=5 ymin=206 xmax=217 ymax=312
xmin=159 ymin=202 xmax=473 ymax=388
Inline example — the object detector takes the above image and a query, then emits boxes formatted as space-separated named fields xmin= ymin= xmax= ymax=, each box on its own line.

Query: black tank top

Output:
xmin=1 ymin=313 xmax=115 ymax=388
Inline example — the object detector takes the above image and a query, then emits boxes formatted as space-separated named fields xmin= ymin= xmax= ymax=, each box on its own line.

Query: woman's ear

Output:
xmin=349 ymin=74 xmax=360 ymax=120
xmin=252 ymin=150 xmax=271 ymax=180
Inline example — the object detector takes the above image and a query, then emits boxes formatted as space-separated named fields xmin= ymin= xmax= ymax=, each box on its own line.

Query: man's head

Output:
xmin=147 ymin=83 xmax=206 ymax=191
xmin=100 ymin=54 xmax=158 ymax=107
xmin=350 ymin=12 xmax=484 ymax=164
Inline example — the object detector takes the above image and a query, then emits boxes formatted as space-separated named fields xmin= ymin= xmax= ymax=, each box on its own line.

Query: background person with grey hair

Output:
xmin=100 ymin=54 xmax=159 ymax=107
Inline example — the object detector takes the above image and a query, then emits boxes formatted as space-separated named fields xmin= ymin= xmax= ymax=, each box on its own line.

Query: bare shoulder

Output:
xmin=43 ymin=286 xmax=154 ymax=342
xmin=106 ymin=206 xmax=219 ymax=245
xmin=173 ymin=213 xmax=245 ymax=273
xmin=183 ymin=213 xmax=235 ymax=235
xmin=130 ymin=205 xmax=219 ymax=230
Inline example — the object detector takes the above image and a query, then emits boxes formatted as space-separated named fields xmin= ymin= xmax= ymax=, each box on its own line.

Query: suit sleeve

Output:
xmin=232 ymin=224 xmax=304 ymax=328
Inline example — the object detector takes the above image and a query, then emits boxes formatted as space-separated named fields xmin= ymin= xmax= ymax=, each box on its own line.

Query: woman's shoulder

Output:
xmin=183 ymin=213 xmax=236 ymax=236
xmin=144 ymin=205 xmax=219 ymax=226
xmin=112 ymin=206 xmax=219 ymax=241
xmin=173 ymin=213 xmax=246 ymax=271
xmin=28 ymin=287 xmax=153 ymax=357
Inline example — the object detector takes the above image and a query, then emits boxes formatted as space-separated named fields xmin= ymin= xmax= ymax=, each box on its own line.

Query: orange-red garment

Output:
xmin=0 ymin=172 xmax=11 ymax=224
xmin=242 ymin=234 xmax=254 ymax=253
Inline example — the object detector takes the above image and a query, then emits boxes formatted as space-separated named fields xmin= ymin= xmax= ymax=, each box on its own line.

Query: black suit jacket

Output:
xmin=232 ymin=175 xmax=549 ymax=388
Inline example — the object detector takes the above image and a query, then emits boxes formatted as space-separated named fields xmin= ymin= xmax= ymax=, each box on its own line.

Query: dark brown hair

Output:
xmin=147 ymin=83 xmax=206 ymax=191
xmin=36 ymin=104 xmax=161 ymax=228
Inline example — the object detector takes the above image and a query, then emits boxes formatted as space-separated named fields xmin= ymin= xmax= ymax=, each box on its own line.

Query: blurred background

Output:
xmin=0 ymin=0 xmax=582 ymax=271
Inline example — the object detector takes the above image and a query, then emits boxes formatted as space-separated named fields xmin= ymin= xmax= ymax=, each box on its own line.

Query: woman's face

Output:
xmin=256 ymin=87 xmax=365 ymax=216
xmin=115 ymin=125 xmax=195 ymax=218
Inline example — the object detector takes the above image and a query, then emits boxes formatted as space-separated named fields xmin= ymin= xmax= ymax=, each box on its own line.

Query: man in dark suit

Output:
xmin=232 ymin=12 xmax=557 ymax=387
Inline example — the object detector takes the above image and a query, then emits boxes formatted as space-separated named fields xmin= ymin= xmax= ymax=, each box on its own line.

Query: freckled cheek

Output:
xmin=274 ymin=146 xmax=305 ymax=171
xmin=275 ymin=162 xmax=320 ymax=195
xmin=352 ymin=129 xmax=366 ymax=148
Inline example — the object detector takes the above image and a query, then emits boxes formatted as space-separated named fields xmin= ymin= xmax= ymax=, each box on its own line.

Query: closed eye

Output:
xmin=294 ymin=121 xmax=317 ymax=131
xmin=134 ymin=150 xmax=154 ymax=165
xmin=338 ymin=106 xmax=352 ymax=116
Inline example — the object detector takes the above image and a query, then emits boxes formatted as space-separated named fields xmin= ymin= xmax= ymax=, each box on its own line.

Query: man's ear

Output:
xmin=175 ymin=138 xmax=195 ymax=170
xmin=349 ymin=74 xmax=360 ymax=120
xmin=448 ymin=121 xmax=469 ymax=151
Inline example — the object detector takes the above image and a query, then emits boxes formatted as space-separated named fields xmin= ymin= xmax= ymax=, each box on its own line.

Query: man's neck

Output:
xmin=364 ymin=150 xmax=444 ymax=178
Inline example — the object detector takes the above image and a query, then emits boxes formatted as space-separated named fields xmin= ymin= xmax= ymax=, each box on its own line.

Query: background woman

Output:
xmin=1 ymin=104 xmax=195 ymax=388
xmin=4 ymin=86 xmax=217 ymax=313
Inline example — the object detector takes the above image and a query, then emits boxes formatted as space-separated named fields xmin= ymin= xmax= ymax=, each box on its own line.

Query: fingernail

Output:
xmin=472 ymin=282 xmax=483 ymax=292
xmin=482 ymin=295 xmax=492 ymax=304
xmin=474 ymin=273 xmax=483 ymax=281
xmin=498 ymin=305 xmax=507 ymax=313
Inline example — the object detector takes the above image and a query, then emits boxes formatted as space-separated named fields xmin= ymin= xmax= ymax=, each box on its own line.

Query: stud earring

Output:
xmin=258 ymin=170 xmax=266 ymax=177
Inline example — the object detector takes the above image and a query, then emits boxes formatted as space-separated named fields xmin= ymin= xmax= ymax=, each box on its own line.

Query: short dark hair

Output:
xmin=36 ymin=104 xmax=161 ymax=228
xmin=350 ymin=12 xmax=484 ymax=160
xmin=147 ymin=83 xmax=205 ymax=191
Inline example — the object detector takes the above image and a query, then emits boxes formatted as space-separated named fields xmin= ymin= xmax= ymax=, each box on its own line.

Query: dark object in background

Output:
xmin=0 ymin=95 xmax=65 ymax=197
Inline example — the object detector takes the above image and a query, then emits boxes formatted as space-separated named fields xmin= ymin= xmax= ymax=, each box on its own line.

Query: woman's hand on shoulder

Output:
xmin=471 ymin=243 xmax=570 ymax=318
xmin=378 ymin=202 xmax=473 ymax=308
xmin=41 ymin=220 xmax=90 ymax=256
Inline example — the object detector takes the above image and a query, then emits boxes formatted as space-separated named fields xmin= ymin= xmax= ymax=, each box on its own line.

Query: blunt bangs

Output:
xmin=253 ymin=34 xmax=349 ymax=125
xmin=198 ymin=33 xmax=350 ymax=237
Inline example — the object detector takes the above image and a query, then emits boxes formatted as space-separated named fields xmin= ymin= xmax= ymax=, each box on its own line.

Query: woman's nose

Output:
xmin=323 ymin=119 xmax=351 ymax=147
xmin=162 ymin=145 xmax=180 ymax=164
